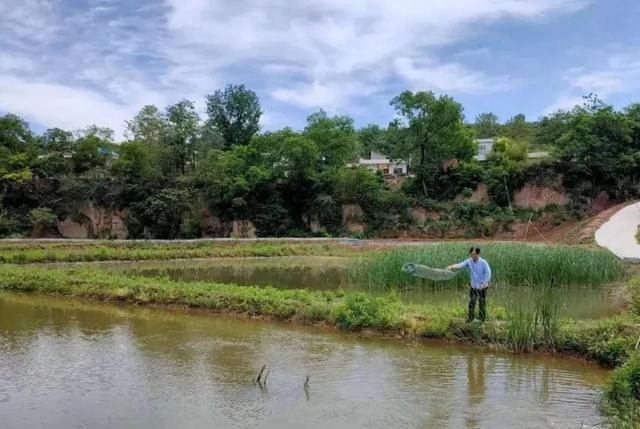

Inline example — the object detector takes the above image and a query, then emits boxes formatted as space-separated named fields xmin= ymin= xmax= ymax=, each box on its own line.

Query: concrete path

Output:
xmin=595 ymin=201 xmax=640 ymax=262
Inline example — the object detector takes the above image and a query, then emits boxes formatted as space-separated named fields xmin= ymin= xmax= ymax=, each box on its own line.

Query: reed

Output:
xmin=535 ymin=282 xmax=562 ymax=351
xmin=347 ymin=243 xmax=624 ymax=289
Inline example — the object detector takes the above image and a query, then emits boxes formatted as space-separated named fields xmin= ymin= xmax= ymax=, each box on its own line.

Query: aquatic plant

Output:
xmin=347 ymin=243 xmax=624 ymax=289
xmin=504 ymin=282 xmax=562 ymax=353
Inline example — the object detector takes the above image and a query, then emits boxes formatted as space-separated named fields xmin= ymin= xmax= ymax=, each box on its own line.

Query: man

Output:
xmin=447 ymin=247 xmax=492 ymax=323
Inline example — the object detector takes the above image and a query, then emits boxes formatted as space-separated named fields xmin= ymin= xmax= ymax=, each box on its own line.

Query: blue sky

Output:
xmin=1 ymin=0 xmax=639 ymax=139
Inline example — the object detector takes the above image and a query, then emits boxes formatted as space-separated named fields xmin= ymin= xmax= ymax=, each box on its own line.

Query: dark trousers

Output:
xmin=468 ymin=288 xmax=487 ymax=322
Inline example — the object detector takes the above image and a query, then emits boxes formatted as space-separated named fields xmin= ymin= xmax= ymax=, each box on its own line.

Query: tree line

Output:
xmin=1 ymin=86 xmax=639 ymax=238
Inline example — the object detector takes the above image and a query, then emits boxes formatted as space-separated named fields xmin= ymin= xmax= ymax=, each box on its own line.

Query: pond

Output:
xmin=0 ymin=292 xmax=609 ymax=428
xmin=104 ymin=256 xmax=619 ymax=319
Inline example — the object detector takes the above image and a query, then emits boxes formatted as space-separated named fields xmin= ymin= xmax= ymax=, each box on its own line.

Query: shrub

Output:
xmin=603 ymin=352 xmax=640 ymax=427
xmin=0 ymin=209 xmax=17 ymax=236
xmin=334 ymin=293 xmax=401 ymax=330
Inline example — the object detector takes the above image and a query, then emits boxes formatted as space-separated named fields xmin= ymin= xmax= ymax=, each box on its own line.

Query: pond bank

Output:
xmin=0 ymin=264 xmax=637 ymax=367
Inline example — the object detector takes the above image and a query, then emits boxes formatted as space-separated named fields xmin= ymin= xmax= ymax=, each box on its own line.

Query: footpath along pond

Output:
xmin=100 ymin=256 xmax=621 ymax=319
xmin=0 ymin=291 xmax=609 ymax=429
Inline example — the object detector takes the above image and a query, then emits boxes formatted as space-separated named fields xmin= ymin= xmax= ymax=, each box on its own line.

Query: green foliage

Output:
xmin=357 ymin=124 xmax=390 ymax=157
xmin=29 ymin=207 xmax=56 ymax=227
xmin=603 ymin=352 xmax=640 ymax=428
xmin=556 ymin=97 xmax=640 ymax=201
xmin=0 ymin=241 xmax=356 ymax=263
xmin=628 ymin=277 xmax=640 ymax=316
xmin=474 ymin=112 xmax=500 ymax=138
xmin=502 ymin=114 xmax=534 ymax=143
xmin=2 ymin=87 xmax=640 ymax=238
xmin=71 ymin=135 xmax=108 ymax=173
xmin=206 ymin=84 xmax=261 ymax=147
xmin=165 ymin=99 xmax=201 ymax=174
xmin=125 ymin=105 xmax=167 ymax=145
xmin=0 ymin=208 xmax=17 ymax=237
xmin=348 ymin=243 xmax=623 ymax=290
xmin=391 ymin=91 xmax=475 ymax=197
xmin=335 ymin=293 xmax=402 ymax=330
xmin=0 ymin=114 xmax=33 ymax=151
xmin=135 ymin=188 xmax=191 ymax=238
xmin=304 ymin=110 xmax=358 ymax=169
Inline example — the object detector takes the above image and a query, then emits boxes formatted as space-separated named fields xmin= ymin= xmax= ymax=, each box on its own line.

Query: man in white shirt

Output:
xmin=447 ymin=247 xmax=492 ymax=323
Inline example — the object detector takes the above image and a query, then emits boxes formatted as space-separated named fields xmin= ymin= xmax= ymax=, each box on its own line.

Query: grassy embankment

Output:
xmin=0 ymin=240 xmax=357 ymax=263
xmin=0 ymin=240 xmax=638 ymax=427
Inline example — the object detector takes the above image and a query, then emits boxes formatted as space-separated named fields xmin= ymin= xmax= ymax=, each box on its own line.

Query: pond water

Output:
xmin=105 ymin=256 xmax=619 ymax=319
xmin=0 ymin=292 xmax=609 ymax=429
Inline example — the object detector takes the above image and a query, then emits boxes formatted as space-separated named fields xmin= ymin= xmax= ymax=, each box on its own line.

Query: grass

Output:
xmin=504 ymin=282 xmax=562 ymax=353
xmin=348 ymin=243 xmax=624 ymax=289
xmin=0 ymin=241 xmax=357 ymax=263
xmin=603 ymin=352 xmax=640 ymax=428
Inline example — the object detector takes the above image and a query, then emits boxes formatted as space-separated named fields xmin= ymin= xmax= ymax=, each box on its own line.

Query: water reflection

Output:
xmin=0 ymin=292 xmax=609 ymax=429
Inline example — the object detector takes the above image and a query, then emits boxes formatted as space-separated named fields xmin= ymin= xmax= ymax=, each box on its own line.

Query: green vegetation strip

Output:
xmin=349 ymin=243 xmax=624 ymax=288
xmin=0 ymin=241 xmax=356 ymax=263
xmin=0 ymin=264 xmax=636 ymax=367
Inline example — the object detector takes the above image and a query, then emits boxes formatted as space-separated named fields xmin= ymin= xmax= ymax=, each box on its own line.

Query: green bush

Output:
xmin=0 ymin=209 xmax=17 ymax=236
xmin=603 ymin=352 xmax=640 ymax=428
xmin=629 ymin=277 xmax=640 ymax=316
xmin=334 ymin=293 xmax=402 ymax=330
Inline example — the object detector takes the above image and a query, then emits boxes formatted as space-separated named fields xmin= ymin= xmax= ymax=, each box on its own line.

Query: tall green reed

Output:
xmin=505 ymin=281 xmax=563 ymax=353
xmin=348 ymin=243 xmax=624 ymax=290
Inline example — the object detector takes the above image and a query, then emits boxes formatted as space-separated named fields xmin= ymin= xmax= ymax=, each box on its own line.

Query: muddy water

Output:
xmin=0 ymin=291 xmax=608 ymax=429
xmin=108 ymin=256 xmax=618 ymax=319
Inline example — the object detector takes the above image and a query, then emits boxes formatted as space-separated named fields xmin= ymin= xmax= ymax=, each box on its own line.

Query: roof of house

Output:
xmin=475 ymin=138 xmax=495 ymax=145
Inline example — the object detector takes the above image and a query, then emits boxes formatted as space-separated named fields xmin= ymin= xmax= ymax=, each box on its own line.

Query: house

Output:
xmin=474 ymin=138 xmax=550 ymax=162
xmin=350 ymin=151 xmax=408 ymax=176
xmin=474 ymin=138 xmax=495 ymax=161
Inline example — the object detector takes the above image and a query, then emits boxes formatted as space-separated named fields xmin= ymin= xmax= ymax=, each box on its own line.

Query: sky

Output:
xmin=1 ymin=0 xmax=640 ymax=139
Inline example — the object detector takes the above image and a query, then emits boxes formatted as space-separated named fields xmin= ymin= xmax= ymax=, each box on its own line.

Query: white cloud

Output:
xmin=0 ymin=75 xmax=152 ymax=136
xmin=544 ymin=48 xmax=640 ymax=114
xmin=542 ymin=95 xmax=585 ymax=115
xmin=164 ymin=0 xmax=588 ymax=105
xmin=0 ymin=0 xmax=590 ymax=136
xmin=393 ymin=57 xmax=514 ymax=93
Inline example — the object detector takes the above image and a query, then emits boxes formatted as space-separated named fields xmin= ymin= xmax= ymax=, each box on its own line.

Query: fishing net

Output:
xmin=401 ymin=263 xmax=456 ymax=281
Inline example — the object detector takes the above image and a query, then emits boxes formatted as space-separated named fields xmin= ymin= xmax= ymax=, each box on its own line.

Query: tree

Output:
xmin=74 ymin=125 xmax=114 ymax=142
xmin=125 ymin=105 xmax=167 ymax=146
xmin=206 ymin=84 xmax=261 ymax=147
xmin=357 ymin=125 xmax=388 ymax=157
xmin=0 ymin=114 xmax=33 ymax=152
xmin=487 ymin=137 xmax=528 ymax=163
xmin=0 ymin=115 xmax=34 ymax=190
xmin=41 ymin=128 xmax=74 ymax=152
xmin=474 ymin=113 xmax=501 ymax=138
xmin=165 ymin=99 xmax=200 ymax=173
xmin=535 ymin=111 xmax=571 ymax=149
xmin=304 ymin=110 xmax=357 ymax=169
xmin=556 ymin=99 xmax=636 ymax=200
xmin=390 ymin=91 xmax=474 ymax=196
xmin=503 ymin=113 xmax=533 ymax=143
xmin=71 ymin=135 xmax=108 ymax=174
